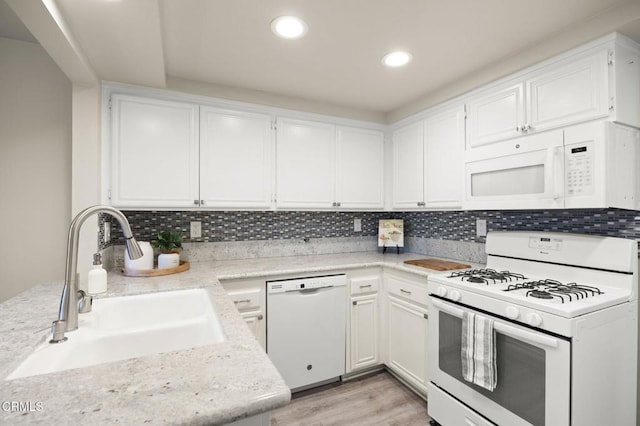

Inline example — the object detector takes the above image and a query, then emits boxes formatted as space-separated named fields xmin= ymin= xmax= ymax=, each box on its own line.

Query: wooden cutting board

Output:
xmin=404 ymin=258 xmax=471 ymax=271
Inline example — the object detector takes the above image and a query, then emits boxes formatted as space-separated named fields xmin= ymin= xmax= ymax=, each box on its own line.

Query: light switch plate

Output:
xmin=190 ymin=221 xmax=202 ymax=239
xmin=354 ymin=218 xmax=362 ymax=232
xmin=476 ymin=219 xmax=487 ymax=237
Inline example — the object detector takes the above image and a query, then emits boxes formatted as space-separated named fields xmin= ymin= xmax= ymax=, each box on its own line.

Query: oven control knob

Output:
xmin=505 ymin=306 xmax=520 ymax=320
xmin=525 ymin=312 xmax=543 ymax=327
xmin=437 ymin=286 xmax=448 ymax=298
xmin=449 ymin=290 xmax=461 ymax=302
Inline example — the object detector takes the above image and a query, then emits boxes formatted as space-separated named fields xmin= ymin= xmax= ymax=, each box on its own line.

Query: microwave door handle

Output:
xmin=551 ymin=146 xmax=564 ymax=201
xmin=431 ymin=298 xmax=560 ymax=349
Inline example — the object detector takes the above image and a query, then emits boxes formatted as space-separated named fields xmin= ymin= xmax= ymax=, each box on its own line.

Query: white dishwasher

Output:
xmin=267 ymin=274 xmax=347 ymax=392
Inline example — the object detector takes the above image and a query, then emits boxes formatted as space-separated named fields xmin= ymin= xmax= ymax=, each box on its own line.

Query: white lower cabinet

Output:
xmin=221 ymin=267 xmax=431 ymax=401
xmin=384 ymin=271 xmax=429 ymax=395
xmin=220 ymin=279 xmax=266 ymax=350
xmin=347 ymin=273 xmax=381 ymax=373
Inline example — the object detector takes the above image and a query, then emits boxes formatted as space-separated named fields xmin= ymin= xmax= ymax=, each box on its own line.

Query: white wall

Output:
xmin=0 ymin=37 xmax=71 ymax=302
xmin=72 ymin=85 xmax=101 ymax=287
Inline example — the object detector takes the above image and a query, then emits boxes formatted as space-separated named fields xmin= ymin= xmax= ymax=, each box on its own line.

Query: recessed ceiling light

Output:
xmin=271 ymin=16 xmax=308 ymax=39
xmin=382 ymin=51 xmax=412 ymax=68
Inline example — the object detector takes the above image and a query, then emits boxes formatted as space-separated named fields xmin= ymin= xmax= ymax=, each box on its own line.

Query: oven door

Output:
xmin=428 ymin=297 xmax=570 ymax=426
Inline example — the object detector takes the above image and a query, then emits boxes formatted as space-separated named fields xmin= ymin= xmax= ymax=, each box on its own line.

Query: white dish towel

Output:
xmin=461 ymin=311 xmax=497 ymax=391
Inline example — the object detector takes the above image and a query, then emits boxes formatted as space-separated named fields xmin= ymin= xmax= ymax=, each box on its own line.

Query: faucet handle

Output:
xmin=77 ymin=290 xmax=93 ymax=314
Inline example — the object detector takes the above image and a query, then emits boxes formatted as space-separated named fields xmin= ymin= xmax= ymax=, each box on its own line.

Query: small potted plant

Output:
xmin=152 ymin=231 xmax=183 ymax=269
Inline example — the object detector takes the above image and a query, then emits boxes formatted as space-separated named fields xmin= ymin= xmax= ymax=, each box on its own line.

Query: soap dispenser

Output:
xmin=88 ymin=252 xmax=107 ymax=294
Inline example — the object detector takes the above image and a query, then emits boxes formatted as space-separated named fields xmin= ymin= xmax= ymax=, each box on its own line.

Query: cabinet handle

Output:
xmin=359 ymin=284 xmax=372 ymax=289
xmin=516 ymin=125 xmax=522 ymax=133
xmin=424 ymin=313 xmax=429 ymax=320
xmin=523 ymin=123 xmax=531 ymax=133
xmin=336 ymin=202 xmax=341 ymax=207
xmin=257 ymin=314 xmax=263 ymax=320
xmin=400 ymin=289 xmax=412 ymax=295
xmin=234 ymin=299 xmax=251 ymax=304
xmin=200 ymin=200 xmax=205 ymax=206
xmin=193 ymin=200 xmax=200 ymax=205
xmin=332 ymin=202 xmax=337 ymax=207
xmin=353 ymin=301 xmax=357 ymax=305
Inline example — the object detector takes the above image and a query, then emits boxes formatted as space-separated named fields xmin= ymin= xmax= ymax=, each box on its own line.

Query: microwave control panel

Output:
xmin=565 ymin=141 xmax=594 ymax=197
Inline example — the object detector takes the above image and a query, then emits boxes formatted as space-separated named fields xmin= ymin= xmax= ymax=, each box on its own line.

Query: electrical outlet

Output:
xmin=103 ymin=222 xmax=110 ymax=243
xmin=476 ymin=219 xmax=487 ymax=237
xmin=354 ymin=218 xmax=362 ymax=232
xmin=190 ymin=221 xmax=202 ymax=239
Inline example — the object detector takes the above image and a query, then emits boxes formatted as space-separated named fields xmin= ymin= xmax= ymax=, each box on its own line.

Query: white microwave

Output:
xmin=462 ymin=120 xmax=639 ymax=210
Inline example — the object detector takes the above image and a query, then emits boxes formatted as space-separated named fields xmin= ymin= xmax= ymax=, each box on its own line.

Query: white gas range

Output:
xmin=427 ymin=231 xmax=638 ymax=426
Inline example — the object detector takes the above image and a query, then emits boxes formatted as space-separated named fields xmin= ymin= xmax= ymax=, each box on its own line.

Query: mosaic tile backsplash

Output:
xmin=100 ymin=208 xmax=640 ymax=250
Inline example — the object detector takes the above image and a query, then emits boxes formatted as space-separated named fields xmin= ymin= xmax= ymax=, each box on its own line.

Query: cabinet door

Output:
xmin=392 ymin=121 xmax=424 ymax=208
xmin=350 ymin=294 xmax=379 ymax=372
xmin=242 ymin=311 xmax=266 ymax=350
xmin=200 ymin=107 xmax=272 ymax=208
xmin=423 ymin=106 xmax=465 ymax=208
xmin=466 ymin=82 xmax=525 ymax=149
xmin=527 ymin=50 xmax=609 ymax=133
xmin=387 ymin=295 xmax=428 ymax=393
xmin=276 ymin=118 xmax=336 ymax=208
xmin=111 ymin=94 xmax=199 ymax=208
xmin=336 ymin=127 xmax=384 ymax=209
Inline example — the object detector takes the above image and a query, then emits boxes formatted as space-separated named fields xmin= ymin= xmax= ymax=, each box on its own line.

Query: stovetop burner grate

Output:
xmin=504 ymin=279 xmax=603 ymax=303
xmin=449 ymin=269 xmax=527 ymax=285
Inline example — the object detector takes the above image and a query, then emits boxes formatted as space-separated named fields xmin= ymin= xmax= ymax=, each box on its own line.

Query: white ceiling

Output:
xmin=5 ymin=0 xmax=640 ymax=122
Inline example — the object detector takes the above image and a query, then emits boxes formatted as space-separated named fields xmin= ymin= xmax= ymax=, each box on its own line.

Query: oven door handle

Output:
xmin=431 ymin=298 xmax=559 ymax=349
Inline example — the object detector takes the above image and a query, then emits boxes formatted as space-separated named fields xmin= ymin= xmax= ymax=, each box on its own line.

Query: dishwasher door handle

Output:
xmin=285 ymin=285 xmax=333 ymax=294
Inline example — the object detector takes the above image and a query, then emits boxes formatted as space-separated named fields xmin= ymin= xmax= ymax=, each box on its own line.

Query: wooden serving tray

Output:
xmin=404 ymin=258 xmax=470 ymax=271
xmin=121 ymin=260 xmax=190 ymax=277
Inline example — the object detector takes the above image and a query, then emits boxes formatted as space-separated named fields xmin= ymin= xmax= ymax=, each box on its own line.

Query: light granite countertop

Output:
xmin=0 ymin=251 xmax=477 ymax=425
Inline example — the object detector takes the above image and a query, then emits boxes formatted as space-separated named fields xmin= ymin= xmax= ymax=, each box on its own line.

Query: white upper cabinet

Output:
xmin=466 ymin=36 xmax=640 ymax=152
xmin=466 ymin=83 xmax=525 ymax=150
xmin=393 ymin=105 xmax=464 ymax=209
xmin=276 ymin=117 xmax=336 ymax=209
xmin=423 ymin=106 xmax=465 ymax=208
xmin=336 ymin=126 xmax=384 ymax=209
xmin=111 ymin=94 xmax=199 ymax=208
xmin=526 ymin=49 xmax=608 ymax=133
xmin=392 ymin=121 xmax=424 ymax=209
xmin=276 ymin=117 xmax=385 ymax=209
xmin=200 ymin=107 xmax=273 ymax=208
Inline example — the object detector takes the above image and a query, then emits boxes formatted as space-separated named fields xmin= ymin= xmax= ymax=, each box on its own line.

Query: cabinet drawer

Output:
xmin=227 ymin=288 xmax=262 ymax=311
xmin=350 ymin=276 xmax=380 ymax=295
xmin=386 ymin=274 xmax=428 ymax=306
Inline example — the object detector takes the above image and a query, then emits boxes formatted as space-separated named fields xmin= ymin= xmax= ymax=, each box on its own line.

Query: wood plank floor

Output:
xmin=271 ymin=371 xmax=431 ymax=426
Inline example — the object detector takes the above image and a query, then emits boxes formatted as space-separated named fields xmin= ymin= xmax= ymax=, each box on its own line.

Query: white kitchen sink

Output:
xmin=6 ymin=288 xmax=225 ymax=380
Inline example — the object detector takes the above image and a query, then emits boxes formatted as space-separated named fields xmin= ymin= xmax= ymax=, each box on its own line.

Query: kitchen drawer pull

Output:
xmin=359 ymin=284 xmax=372 ymax=289
xmin=353 ymin=301 xmax=357 ymax=305
xmin=400 ymin=289 xmax=412 ymax=295
xmin=257 ymin=314 xmax=263 ymax=320
xmin=233 ymin=299 xmax=251 ymax=304
xmin=423 ymin=313 xmax=428 ymax=320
